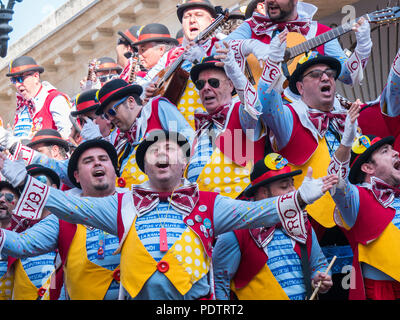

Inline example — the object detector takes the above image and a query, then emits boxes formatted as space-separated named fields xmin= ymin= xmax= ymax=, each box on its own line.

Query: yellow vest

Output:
xmin=120 ymin=217 xmax=210 ymax=298
xmin=231 ymin=264 xmax=289 ymax=300
xmin=0 ymin=270 xmax=14 ymax=300
xmin=177 ymin=79 xmax=206 ymax=130
xmin=64 ymin=225 xmax=120 ymax=300
xmin=289 ymin=137 xmax=336 ymax=228
xmin=194 ymin=147 xmax=253 ymax=198
xmin=358 ymin=222 xmax=400 ymax=282
xmin=12 ymin=259 xmax=53 ymax=300
xmin=117 ymin=145 xmax=148 ymax=190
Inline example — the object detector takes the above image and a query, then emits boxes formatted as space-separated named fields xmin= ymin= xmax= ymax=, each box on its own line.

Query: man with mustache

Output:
xmin=219 ymin=0 xmax=372 ymax=92
xmin=0 ymin=130 xmax=338 ymax=299
xmin=0 ymin=140 xmax=125 ymax=300
xmin=328 ymin=103 xmax=400 ymax=300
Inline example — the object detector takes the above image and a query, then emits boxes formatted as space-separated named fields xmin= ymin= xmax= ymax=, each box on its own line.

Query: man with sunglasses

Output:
xmin=95 ymin=79 xmax=194 ymax=190
xmin=6 ymin=56 xmax=72 ymax=140
xmin=256 ymin=33 xmax=360 ymax=299
xmin=218 ymin=0 xmax=372 ymax=93
xmin=0 ymin=139 xmax=124 ymax=300
xmin=186 ymin=45 xmax=268 ymax=200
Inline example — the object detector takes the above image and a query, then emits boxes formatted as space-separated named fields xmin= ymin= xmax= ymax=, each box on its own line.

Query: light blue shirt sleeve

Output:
xmin=309 ymin=228 xmax=331 ymax=279
xmin=380 ymin=69 xmax=400 ymax=117
xmin=331 ymin=179 xmax=360 ymax=229
xmin=323 ymin=39 xmax=353 ymax=85
xmin=212 ymin=231 xmax=241 ymax=300
xmin=157 ymin=98 xmax=195 ymax=145
xmin=44 ymin=187 xmax=119 ymax=235
xmin=213 ymin=194 xmax=281 ymax=235
xmin=32 ymin=152 xmax=73 ymax=188
xmin=238 ymin=102 xmax=266 ymax=141
xmin=1 ymin=215 xmax=59 ymax=260
xmin=257 ymin=78 xmax=294 ymax=150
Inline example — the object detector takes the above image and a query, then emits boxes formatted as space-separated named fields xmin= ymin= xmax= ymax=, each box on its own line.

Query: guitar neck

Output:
xmin=286 ymin=14 xmax=368 ymax=61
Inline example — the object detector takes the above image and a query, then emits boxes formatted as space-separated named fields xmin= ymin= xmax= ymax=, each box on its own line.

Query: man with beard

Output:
xmin=0 ymin=130 xmax=339 ymax=299
xmin=219 ymin=0 xmax=372 ymax=93
xmin=0 ymin=181 xmax=20 ymax=300
xmin=0 ymin=140 xmax=125 ymax=300
xmin=327 ymin=103 xmax=400 ymax=299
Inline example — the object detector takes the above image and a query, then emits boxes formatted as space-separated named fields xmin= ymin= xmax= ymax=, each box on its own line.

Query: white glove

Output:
xmin=341 ymin=112 xmax=358 ymax=147
xmin=297 ymin=170 xmax=324 ymax=205
xmin=0 ymin=126 xmax=19 ymax=150
xmin=221 ymin=45 xmax=248 ymax=91
xmin=268 ymin=34 xmax=287 ymax=63
xmin=355 ymin=19 xmax=372 ymax=59
xmin=182 ymin=44 xmax=207 ymax=64
xmin=1 ymin=158 xmax=27 ymax=187
xmin=80 ymin=118 xmax=102 ymax=141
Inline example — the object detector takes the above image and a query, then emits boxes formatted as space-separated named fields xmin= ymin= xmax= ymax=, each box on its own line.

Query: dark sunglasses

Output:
xmin=194 ymin=78 xmax=222 ymax=90
xmin=103 ymin=97 xmax=128 ymax=120
xmin=302 ymin=68 xmax=337 ymax=80
xmin=10 ymin=72 xmax=35 ymax=84
xmin=0 ymin=192 xmax=15 ymax=203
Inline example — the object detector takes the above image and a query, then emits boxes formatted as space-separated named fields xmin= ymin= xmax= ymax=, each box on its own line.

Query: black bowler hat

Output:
xmin=27 ymin=129 xmax=69 ymax=153
xmin=133 ymin=23 xmax=178 ymax=46
xmin=96 ymin=57 xmax=122 ymax=74
xmin=71 ymin=89 xmax=99 ymax=117
xmin=67 ymin=139 xmax=119 ymax=188
xmin=245 ymin=0 xmax=264 ymax=19
xmin=135 ymin=130 xmax=191 ymax=174
xmin=95 ymin=78 xmax=143 ymax=115
xmin=6 ymin=56 xmax=44 ymax=77
xmin=26 ymin=164 xmax=61 ymax=189
xmin=176 ymin=29 xmax=184 ymax=45
xmin=0 ymin=180 xmax=21 ymax=198
xmin=349 ymin=135 xmax=395 ymax=184
xmin=228 ymin=5 xmax=246 ymax=20
xmin=244 ymin=153 xmax=302 ymax=197
xmin=118 ymin=25 xmax=142 ymax=48
xmin=177 ymin=0 xmax=217 ymax=23
xmin=288 ymin=51 xmax=341 ymax=95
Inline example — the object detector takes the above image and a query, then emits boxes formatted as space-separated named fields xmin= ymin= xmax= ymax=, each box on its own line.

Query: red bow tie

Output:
xmin=252 ymin=15 xmax=311 ymax=36
xmin=131 ymin=183 xmax=199 ymax=215
xmin=16 ymin=95 xmax=35 ymax=118
xmin=370 ymin=177 xmax=400 ymax=208
xmin=194 ymin=105 xmax=229 ymax=132
xmin=307 ymin=110 xmax=347 ymax=137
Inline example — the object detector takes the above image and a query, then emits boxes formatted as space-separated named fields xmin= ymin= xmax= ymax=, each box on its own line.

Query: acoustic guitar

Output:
xmin=246 ymin=6 xmax=400 ymax=85
xmin=149 ymin=6 xmax=230 ymax=105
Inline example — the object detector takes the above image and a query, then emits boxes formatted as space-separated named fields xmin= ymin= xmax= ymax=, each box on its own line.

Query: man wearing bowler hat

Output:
xmin=213 ymin=153 xmax=333 ymax=300
xmin=27 ymin=129 xmax=70 ymax=161
xmin=218 ymin=0 xmax=372 ymax=94
xmin=143 ymin=0 xmax=218 ymax=129
xmin=80 ymin=57 xmax=122 ymax=90
xmin=6 ymin=56 xmax=72 ymax=140
xmin=116 ymin=25 xmax=142 ymax=78
xmin=134 ymin=23 xmax=178 ymax=72
xmin=95 ymin=78 xmax=194 ymax=189
xmin=185 ymin=50 xmax=268 ymax=200
xmin=0 ymin=129 xmax=339 ymax=299
xmin=0 ymin=139 xmax=124 ymax=300
xmin=326 ymin=102 xmax=400 ymax=299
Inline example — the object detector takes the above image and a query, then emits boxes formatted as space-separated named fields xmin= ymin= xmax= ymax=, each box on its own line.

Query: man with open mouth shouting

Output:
xmin=0 ymin=130 xmax=338 ymax=300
